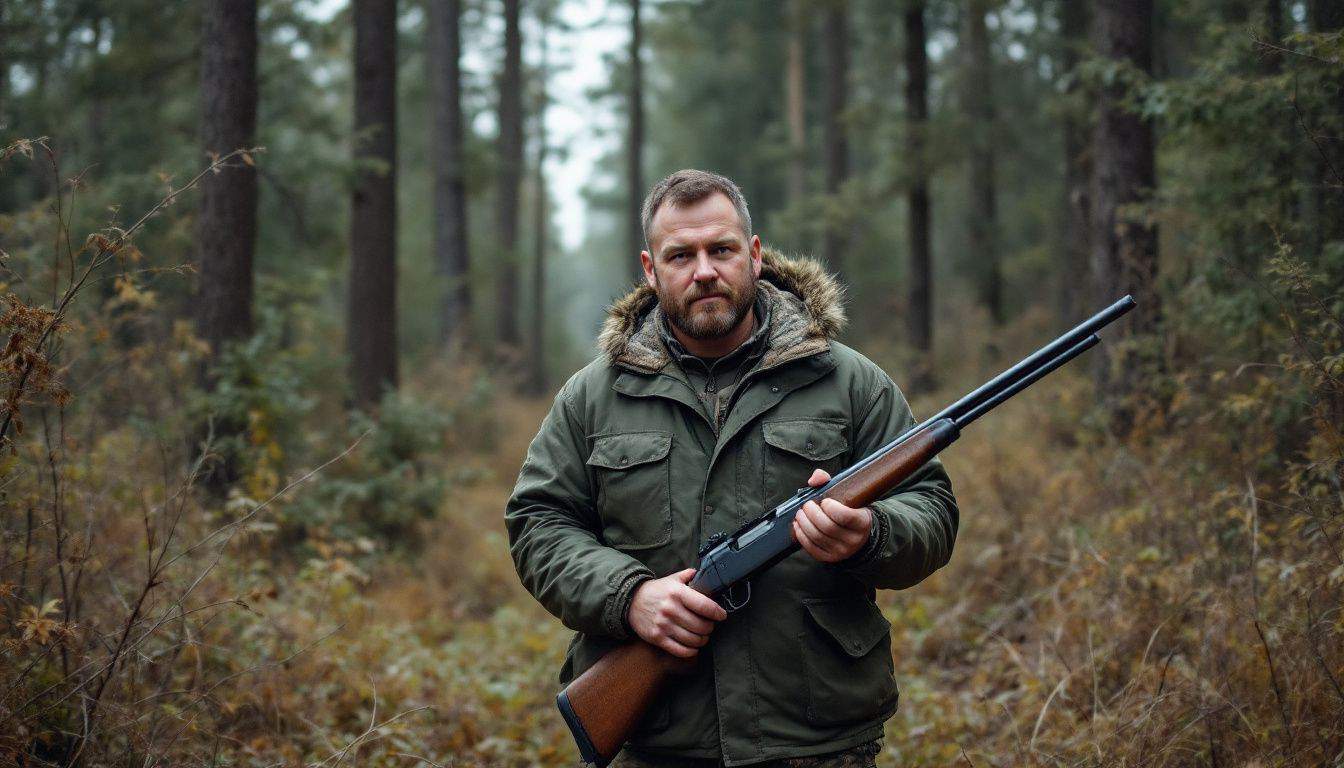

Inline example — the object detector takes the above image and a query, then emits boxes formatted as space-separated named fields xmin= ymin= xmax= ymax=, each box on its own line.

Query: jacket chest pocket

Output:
xmin=799 ymin=597 xmax=899 ymax=727
xmin=587 ymin=431 xmax=673 ymax=550
xmin=762 ymin=418 xmax=849 ymax=508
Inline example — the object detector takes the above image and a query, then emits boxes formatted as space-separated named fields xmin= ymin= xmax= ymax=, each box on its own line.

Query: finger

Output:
xmin=793 ymin=518 xmax=838 ymax=562
xmin=658 ymin=637 xmax=700 ymax=658
xmin=795 ymin=508 xmax=840 ymax=553
xmin=679 ymin=587 xmax=729 ymax=622
xmin=670 ymin=606 xmax=715 ymax=636
xmin=806 ymin=468 xmax=832 ymax=487
xmin=807 ymin=501 xmax=847 ymax=538
xmin=673 ymin=568 xmax=697 ymax=584
xmin=666 ymin=623 xmax=709 ymax=649
xmin=820 ymin=499 xmax=868 ymax=531
xmin=800 ymin=501 xmax=845 ymax=543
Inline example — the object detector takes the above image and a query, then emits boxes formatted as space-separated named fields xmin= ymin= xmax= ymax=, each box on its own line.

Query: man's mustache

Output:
xmin=684 ymin=286 xmax=734 ymax=304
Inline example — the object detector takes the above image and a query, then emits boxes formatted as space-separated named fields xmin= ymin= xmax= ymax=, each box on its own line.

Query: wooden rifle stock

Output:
xmin=555 ymin=420 xmax=958 ymax=767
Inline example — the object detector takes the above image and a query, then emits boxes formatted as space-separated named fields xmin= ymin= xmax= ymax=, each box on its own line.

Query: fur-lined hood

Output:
xmin=597 ymin=249 xmax=847 ymax=373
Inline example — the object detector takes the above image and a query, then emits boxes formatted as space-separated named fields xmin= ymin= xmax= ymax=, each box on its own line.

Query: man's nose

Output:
xmin=692 ymin=252 xmax=718 ymax=281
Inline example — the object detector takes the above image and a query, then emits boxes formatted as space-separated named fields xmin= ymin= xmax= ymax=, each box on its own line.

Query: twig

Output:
xmin=0 ymin=146 xmax=259 ymax=449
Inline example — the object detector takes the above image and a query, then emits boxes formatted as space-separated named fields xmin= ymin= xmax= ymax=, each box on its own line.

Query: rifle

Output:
xmin=556 ymin=296 xmax=1137 ymax=766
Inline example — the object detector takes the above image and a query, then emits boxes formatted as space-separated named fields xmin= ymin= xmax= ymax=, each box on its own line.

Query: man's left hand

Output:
xmin=791 ymin=468 xmax=873 ymax=563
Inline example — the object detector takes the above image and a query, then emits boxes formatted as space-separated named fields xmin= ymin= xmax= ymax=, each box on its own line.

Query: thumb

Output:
xmin=807 ymin=468 xmax=831 ymax=487
xmin=673 ymin=568 xmax=696 ymax=584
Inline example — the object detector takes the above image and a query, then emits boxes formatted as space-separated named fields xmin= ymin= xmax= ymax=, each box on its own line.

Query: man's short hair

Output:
xmin=641 ymin=169 xmax=753 ymax=250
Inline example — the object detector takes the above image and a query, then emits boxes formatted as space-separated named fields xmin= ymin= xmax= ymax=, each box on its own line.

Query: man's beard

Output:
xmin=655 ymin=273 xmax=757 ymax=341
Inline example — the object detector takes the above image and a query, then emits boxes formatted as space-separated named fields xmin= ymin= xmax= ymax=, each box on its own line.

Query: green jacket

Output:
xmin=505 ymin=251 xmax=958 ymax=766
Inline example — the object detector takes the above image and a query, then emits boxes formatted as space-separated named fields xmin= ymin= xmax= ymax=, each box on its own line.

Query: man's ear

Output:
xmin=749 ymin=235 xmax=763 ymax=278
xmin=640 ymin=251 xmax=657 ymax=288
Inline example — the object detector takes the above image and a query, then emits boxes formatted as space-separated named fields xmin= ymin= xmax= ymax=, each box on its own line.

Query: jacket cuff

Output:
xmin=604 ymin=567 xmax=655 ymax=640
xmin=842 ymin=507 xmax=886 ymax=568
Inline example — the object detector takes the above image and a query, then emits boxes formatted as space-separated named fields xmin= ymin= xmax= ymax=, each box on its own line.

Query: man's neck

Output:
xmin=668 ymin=308 xmax=757 ymax=359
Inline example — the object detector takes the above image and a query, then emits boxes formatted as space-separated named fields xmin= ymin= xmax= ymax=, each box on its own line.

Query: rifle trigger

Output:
xmin=719 ymin=581 xmax=751 ymax=613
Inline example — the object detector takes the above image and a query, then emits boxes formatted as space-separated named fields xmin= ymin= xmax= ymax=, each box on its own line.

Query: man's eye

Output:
xmin=713 ymin=246 xmax=730 ymax=255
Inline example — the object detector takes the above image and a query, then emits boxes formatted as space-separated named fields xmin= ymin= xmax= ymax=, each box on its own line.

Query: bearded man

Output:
xmin=505 ymin=170 xmax=958 ymax=767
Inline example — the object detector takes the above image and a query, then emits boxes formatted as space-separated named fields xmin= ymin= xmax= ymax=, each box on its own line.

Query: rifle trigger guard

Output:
xmin=719 ymin=581 xmax=751 ymax=613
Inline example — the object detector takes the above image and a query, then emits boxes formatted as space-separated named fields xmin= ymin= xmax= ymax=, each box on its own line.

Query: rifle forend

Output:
xmin=556 ymin=296 xmax=1136 ymax=766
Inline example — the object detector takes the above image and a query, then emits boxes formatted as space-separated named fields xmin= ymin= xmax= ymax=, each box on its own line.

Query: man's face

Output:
xmin=641 ymin=192 xmax=763 ymax=341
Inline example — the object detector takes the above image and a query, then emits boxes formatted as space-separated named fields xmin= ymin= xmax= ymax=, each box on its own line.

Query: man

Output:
xmin=505 ymin=170 xmax=957 ymax=767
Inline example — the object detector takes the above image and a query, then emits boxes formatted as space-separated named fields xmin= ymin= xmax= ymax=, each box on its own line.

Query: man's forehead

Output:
xmin=650 ymin=193 xmax=746 ymax=251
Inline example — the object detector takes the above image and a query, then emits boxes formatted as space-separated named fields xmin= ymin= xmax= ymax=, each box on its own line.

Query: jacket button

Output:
xmin=770 ymin=386 xmax=780 ymax=393
xmin=704 ymin=504 xmax=714 ymax=514
xmin=619 ymin=456 xmax=628 ymax=465
xmin=805 ymin=441 xmax=815 ymax=451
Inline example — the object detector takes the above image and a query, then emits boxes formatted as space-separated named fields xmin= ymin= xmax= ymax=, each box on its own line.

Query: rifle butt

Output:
xmin=556 ymin=640 xmax=679 ymax=766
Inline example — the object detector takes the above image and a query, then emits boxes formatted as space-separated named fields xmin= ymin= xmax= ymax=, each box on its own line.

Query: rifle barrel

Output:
xmin=818 ymin=296 xmax=1133 ymax=492
xmin=936 ymin=295 xmax=1135 ymax=425
xmin=952 ymin=334 xmax=1099 ymax=429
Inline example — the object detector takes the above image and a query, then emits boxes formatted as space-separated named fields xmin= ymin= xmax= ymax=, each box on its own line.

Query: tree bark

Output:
xmin=822 ymin=0 xmax=849 ymax=276
xmin=1260 ymin=0 xmax=1297 ymax=233
xmin=965 ymin=0 xmax=1001 ymax=325
xmin=1090 ymin=0 xmax=1159 ymax=406
xmin=428 ymin=0 xmax=471 ymax=351
xmin=786 ymin=0 xmax=808 ymax=209
xmin=196 ymin=0 xmax=257 ymax=367
xmin=529 ymin=9 xmax=551 ymax=396
xmin=1059 ymin=0 xmax=1090 ymax=324
xmin=0 ymin=2 xmax=12 ymax=214
xmin=349 ymin=0 xmax=399 ymax=406
xmin=904 ymin=0 xmax=933 ymax=391
xmin=628 ymin=0 xmax=645 ymax=280
xmin=1310 ymin=0 xmax=1344 ymax=247
xmin=496 ymin=0 xmax=523 ymax=349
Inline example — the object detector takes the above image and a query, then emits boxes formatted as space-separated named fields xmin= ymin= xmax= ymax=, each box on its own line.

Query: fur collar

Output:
xmin=597 ymin=249 xmax=847 ymax=373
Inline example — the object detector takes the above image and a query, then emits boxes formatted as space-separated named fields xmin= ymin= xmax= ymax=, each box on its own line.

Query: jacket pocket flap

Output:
xmin=804 ymin=598 xmax=891 ymax=658
xmin=586 ymin=431 xmax=672 ymax=470
xmin=763 ymin=419 xmax=848 ymax=462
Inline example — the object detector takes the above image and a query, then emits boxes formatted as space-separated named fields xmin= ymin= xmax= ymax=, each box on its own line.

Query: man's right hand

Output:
xmin=627 ymin=568 xmax=728 ymax=658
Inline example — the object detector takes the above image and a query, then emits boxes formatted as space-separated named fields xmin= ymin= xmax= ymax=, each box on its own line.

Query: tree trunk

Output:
xmin=194 ymin=0 xmax=257 ymax=489
xmin=822 ymin=0 xmax=849 ymax=276
xmin=529 ymin=9 xmax=551 ymax=396
xmin=1059 ymin=0 xmax=1090 ymax=324
xmin=496 ymin=0 xmax=523 ymax=349
xmin=349 ymin=0 xmax=399 ymax=407
xmin=628 ymin=0 xmax=645 ymax=280
xmin=905 ymin=0 xmax=933 ymax=391
xmin=786 ymin=0 xmax=808 ymax=209
xmin=1310 ymin=0 xmax=1344 ymax=247
xmin=1090 ymin=0 xmax=1159 ymax=408
xmin=0 ymin=2 xmax=12 ymax=214
xmin=1261 ymin=0 xmax=1297 ymax=232
xmin=196 ymin=0 xmax=257 ymax=367
xmin=428 ymin=0 xmax=471 ymax=352
xmin=965 ymin=0 xmax=1001 ymax=325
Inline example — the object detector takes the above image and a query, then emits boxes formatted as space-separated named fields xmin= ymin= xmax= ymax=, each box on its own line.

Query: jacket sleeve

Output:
xmin=842 ymin=371 xmax=959 ymax=589
xmin=504 ymin=383 xmax=655 ymax=639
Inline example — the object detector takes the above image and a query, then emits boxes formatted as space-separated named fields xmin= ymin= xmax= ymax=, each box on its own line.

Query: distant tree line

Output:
xmin=2 ymin=0 xmax=1342 ymax=431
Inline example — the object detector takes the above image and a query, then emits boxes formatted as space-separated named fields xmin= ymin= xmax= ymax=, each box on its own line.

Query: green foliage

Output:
xmin=290 ymin=391 xmax=454 ymax=545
